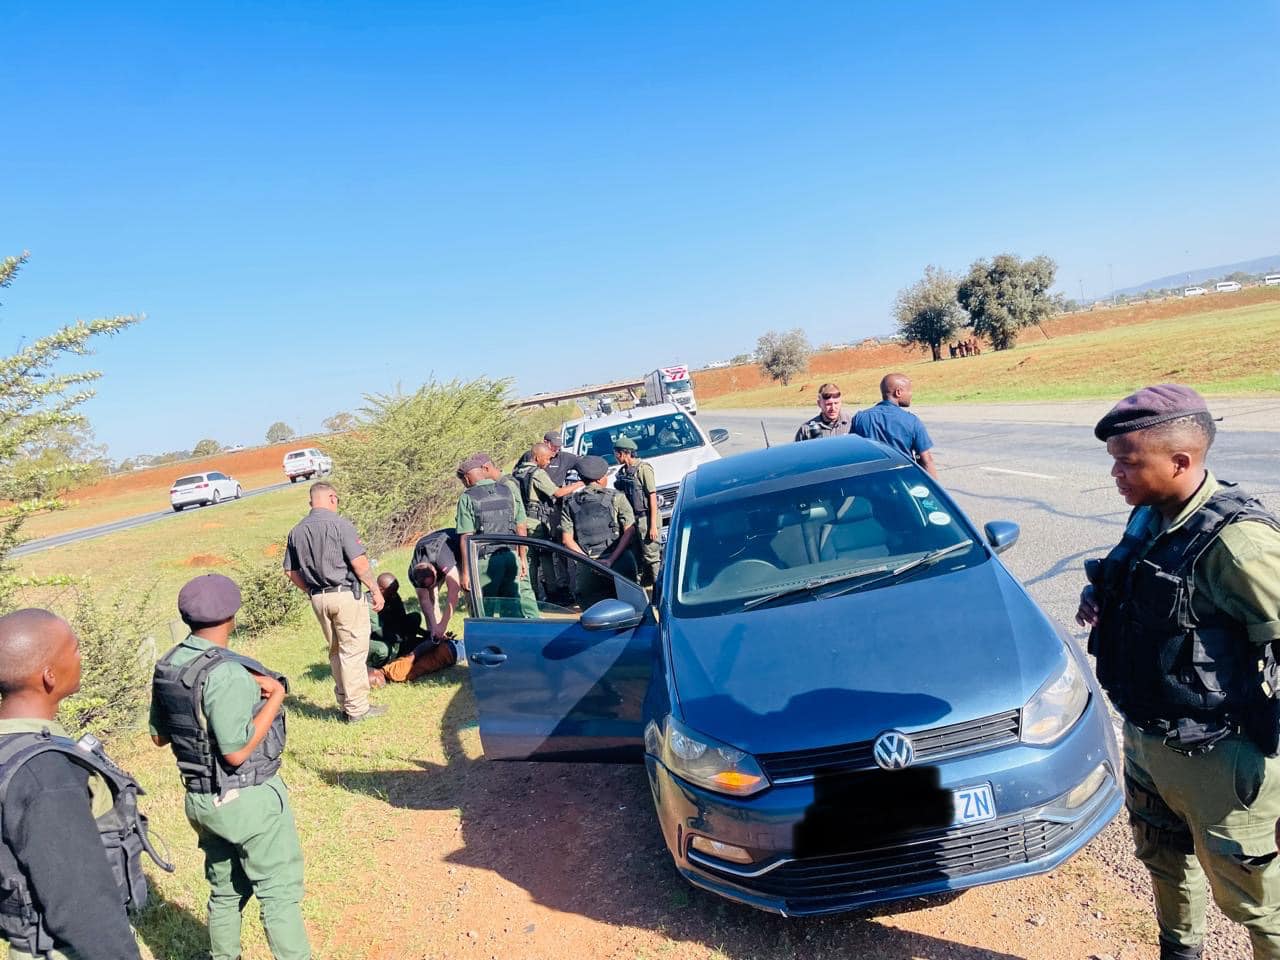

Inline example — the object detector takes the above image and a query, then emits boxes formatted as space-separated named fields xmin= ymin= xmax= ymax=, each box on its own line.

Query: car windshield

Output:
xmin=562 ymin=424 xmax=579 ymax=448
xmin=664 ymin=379 xmax=693 ymax=394
xmin=286 ymin=452 xmax=306 ymax=460
xmin=672 ymin=470 xmax=985 ymax=617
xmin=580 ymin=413 xmax=703 ymax=465
xmin=174 ymin=475 xmax=204 ymax=486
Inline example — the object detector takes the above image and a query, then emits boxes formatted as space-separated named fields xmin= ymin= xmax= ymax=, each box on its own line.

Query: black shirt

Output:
xmin=408 ymin=528 xmax=461 ymax=587
xmin=2 ymin=752 xmax=141 ymax=959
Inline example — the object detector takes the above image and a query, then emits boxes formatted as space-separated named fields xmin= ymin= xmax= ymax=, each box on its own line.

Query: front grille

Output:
xmin=758 ymin=710 xmax=1021 ymax=782
xmin=702 ymin=808 xmax=1087 ymax=908
xmin=656 ymin=485 xmax=680 ymax=513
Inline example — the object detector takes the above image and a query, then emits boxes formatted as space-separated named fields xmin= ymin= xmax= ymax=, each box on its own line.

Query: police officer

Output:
xmin=513 ymin=442 xmax=585 ymax=601
xmin=1076 ymin=385 xmax=1280 ymax=960
xmin=151 ymin=574 xmax=310 ymax=960
xmin=612 ymin=436 xmax=661 ymax=586
xmin=850 ymin=373 xmax=938 ymax=479
xmin=0 ymin=608 xmax=162 ymax=960
xmin=795 ymin=382 xmax=852 ymax=441
xmin=283 ymin=481 xmax=386 ymax=723
xmin=455 ymin=454 xmax=539 ymax=618
xmin=561 ymin=455 xmax=638 ymax=609
xmin=407 ymin=527 xmax=464 ymax=638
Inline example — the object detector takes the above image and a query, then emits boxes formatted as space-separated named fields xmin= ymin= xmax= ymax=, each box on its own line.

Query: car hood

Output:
xmin=667 ymin=559 xmax=1066 ymax=756
xmin=607 ymin=446 xmax=720 ymax=491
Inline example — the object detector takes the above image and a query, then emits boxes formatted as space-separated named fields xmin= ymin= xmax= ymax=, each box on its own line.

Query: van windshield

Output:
xmin=580 ymin=413 xmax=703 ymax=465
xmin=672 ymin=470 xmax=984 ymax=617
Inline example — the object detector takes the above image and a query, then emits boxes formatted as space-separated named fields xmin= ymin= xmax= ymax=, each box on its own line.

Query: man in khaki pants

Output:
xmin=284 ymin=482 xmax=386 ymax=722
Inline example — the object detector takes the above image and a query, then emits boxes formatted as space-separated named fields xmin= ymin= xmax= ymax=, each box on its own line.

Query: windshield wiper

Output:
xmin=822 ymin=539 xmax=975 ymax=599
xmin=741 ymin=566 xmax=897 ymax=611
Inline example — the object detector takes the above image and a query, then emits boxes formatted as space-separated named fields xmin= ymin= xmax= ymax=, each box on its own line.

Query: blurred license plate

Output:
xmin=951 ymin=784 xmax=996 ymax=826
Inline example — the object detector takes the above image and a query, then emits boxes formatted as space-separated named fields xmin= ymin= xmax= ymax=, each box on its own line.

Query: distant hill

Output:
xmin=1116 ymin=254 xmax=1280 ymax=296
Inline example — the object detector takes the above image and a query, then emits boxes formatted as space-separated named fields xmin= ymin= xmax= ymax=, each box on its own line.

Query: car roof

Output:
xmin=686 ymin=435 xmax=908 ymax=506
xmin=562 ymin=403 xmax=688 ymax=433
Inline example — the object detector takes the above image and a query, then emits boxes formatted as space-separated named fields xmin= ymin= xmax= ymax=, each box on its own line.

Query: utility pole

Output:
xmin=1078 ymin=279 xmax=1085 ymax=305
xmin=1108 ymin=263 xmax=1115 ymax=306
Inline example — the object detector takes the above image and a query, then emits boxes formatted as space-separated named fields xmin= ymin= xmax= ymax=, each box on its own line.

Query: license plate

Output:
xmin=951 ymin=783 xmax=996 ymax=826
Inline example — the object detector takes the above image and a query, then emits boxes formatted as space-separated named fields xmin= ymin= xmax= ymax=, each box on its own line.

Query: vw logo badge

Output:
xmin=873 ymin=730 xmax=915 ymax=770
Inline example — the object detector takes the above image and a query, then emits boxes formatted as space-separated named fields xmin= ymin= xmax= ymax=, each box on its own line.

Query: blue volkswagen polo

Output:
xmin=462 ymin=436 xmax=1121 ymax=916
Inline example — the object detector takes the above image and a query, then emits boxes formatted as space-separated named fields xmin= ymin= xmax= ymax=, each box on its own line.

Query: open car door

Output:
xmin=462 ymin=534 xmax=656 ymax=762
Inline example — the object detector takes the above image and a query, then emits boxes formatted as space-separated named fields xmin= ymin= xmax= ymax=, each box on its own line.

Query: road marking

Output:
xmin=979 ymin=466 xmax=1060 ymax=480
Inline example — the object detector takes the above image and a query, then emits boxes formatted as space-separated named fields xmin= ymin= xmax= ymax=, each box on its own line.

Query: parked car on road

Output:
xmin=170 ymin=471 xmax=242 ymax=511
xmin=283 ymin=448 xmax=332 ymax=483
xmin=462 ymin=436 xmax=1122 ymax=916
xmin=561 ymin=403 xmax=729 ymax=537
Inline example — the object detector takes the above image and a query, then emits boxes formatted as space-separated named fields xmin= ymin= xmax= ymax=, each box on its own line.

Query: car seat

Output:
xmin=818 ymin=496 xmax=890 ymax=562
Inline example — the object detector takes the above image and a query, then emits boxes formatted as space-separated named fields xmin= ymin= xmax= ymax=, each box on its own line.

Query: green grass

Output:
xmin=704 ymin=298 xmax=1280 ymax=408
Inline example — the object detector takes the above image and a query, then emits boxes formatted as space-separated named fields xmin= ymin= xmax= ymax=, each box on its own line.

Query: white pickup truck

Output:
xmin=282 ymin=448 xmax=333 ymax=483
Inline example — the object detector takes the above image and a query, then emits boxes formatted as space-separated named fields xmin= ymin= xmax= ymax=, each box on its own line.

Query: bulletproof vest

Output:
xmin=464 ymin=482 xmax=517 ymax=535
xmin=0 ymin=730 xmax=172 ymax=955
xmin=151 ymin=646 xmax=289 ymax=796
xmin=613 ymin=464 xmax=649 ymax=514
xmin=567 ymin=486 xmax=620 ymax=558
xmin=513 ymin=464 xmax=553 ymax=524
xmin=1092 ymin=486 xmax=1280 ymax=733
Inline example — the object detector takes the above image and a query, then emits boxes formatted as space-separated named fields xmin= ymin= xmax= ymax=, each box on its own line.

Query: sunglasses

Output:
xmin=820 ymin=393 xmax=841 ymax=400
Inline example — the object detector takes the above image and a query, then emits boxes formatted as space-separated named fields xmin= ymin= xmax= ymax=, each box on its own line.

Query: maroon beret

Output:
xmin=456 ymin=452 xmax=493 ymax=475
xmin=1094 ymin=384 xmax=1210 ymax=441
xmin=177 ymin=574 xmax=242 ymax=624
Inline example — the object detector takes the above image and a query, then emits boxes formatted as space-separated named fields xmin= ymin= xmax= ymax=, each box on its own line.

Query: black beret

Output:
xmin=577 ymin=455 xmax=609 ymax=481
xmin=543 ymin=431 xmax=563 ymax=445
xmin=457 ymin=453 xmax=492 ymax=475
xmin=1094 ymin=384 xmax=1210 ymax=441
xmin=178 ymin=574 xmax=242 ymax=624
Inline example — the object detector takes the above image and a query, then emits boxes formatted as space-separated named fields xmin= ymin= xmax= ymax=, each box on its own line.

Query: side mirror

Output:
xmin=581 ymin=598 xmax=644 ymax=632
xmin=984 ymin=520 xmax=1020 ymax=555
xmin=709 ymin=428 xmax=730 ymax=446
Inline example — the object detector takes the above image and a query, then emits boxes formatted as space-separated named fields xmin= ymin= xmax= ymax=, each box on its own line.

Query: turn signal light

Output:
xmin=711 ymin=771 xmax=764 ymax=791
xmin=689 ymin=836 xmax=754 ymax=864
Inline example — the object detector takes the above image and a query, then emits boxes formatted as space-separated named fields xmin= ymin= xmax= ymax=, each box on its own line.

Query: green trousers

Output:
xmin=1124 ymin=722 xmax=1280 ymax=956
xmin=525 ymin=521 xmax=554 ymax=602
xmin=478 ymin=547 xmax=540 ymax=619
xmin=184 ymin=776 xmax=310 ymax=960
xmin=631 ymin=515 xmax=662 ymax=586
xmin=574 ymin=548 xmax=638 ymax=610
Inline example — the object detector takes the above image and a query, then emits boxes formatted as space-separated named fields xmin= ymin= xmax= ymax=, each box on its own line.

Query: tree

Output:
xmin=322 ymin=411 xmax=356 ymax=433
xmin=192 ymin=438 xmax=221 ymax=457
xmin=957 ymin=254 xmax=1058 ymax=351
xmin=266 ymin=421 xmax=295 ymax=443
xmin=0 ymin=252 xmax=139 ymax=607
xmin=756 ymin=328 xmax=810 ymax=386
xmin=893 ymin=265 xmax=967 ymax=362
xmin=12 ymin=422 xmax=111 ymax=497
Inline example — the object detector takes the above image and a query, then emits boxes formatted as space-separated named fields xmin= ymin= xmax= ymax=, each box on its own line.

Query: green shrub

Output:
xmin=59 ymin=588 xmax=159 ymax=740
xmin=230 ymin=551 xmax=304 ymax=636
xmin=329 ymin=377 xmax=575 ymax=553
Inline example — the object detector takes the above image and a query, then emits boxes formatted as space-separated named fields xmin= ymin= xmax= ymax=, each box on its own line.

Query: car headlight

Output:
xmin=644 ymin=715 xmax=769 ymax=797
xmin=1021 ymin=650 xmax=1090 ymax=745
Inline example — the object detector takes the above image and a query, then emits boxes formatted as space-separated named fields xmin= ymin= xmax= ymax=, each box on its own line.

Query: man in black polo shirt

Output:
xmin=283 ymin=482 xmax=386 ymax=723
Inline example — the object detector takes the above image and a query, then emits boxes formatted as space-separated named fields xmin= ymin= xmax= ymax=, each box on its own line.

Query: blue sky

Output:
xmin=2 ymin=1 xmax=1277 ymax=459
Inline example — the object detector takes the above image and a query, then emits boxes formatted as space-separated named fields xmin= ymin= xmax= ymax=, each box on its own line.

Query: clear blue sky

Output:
xmin=2 ymin=1 xmax=1277 ymax=459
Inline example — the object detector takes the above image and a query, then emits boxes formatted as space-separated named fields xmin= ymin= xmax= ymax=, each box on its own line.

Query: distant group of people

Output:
xmin=948 ymin=337 xmax=982 ymax=358
xmin=795 ymin=372 xmax=938 ymax=479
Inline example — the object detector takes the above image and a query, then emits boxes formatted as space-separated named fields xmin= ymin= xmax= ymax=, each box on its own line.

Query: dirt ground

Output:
xmin=692 ymin=286 xmax=1280 ymax=402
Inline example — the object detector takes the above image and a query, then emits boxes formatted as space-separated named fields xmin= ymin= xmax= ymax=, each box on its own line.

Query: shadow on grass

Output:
xmin=134 ymin=888 xmax=209 ymax=960
xmin=317 ymin=685 xmax=1025 ymax=960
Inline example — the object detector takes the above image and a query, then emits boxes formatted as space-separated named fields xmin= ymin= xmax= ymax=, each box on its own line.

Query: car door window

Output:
xmin=468 ymin=537 xmax=647 ymax=620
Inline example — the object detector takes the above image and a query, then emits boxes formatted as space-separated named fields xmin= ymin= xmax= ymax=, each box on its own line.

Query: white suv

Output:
xmin=170 ymin=471 xmax=242 ymax=511
xmin=283 ymin=448 xmax=332 ymax=483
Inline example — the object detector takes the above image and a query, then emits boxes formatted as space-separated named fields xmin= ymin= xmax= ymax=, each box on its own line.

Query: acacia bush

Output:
xmin=58 ymin=588 xmax=159 ymax=740
xmin=231 ymin=551 xmax=304 ymax=636
xmin=329 ymin=378 xmax=574 ymax=553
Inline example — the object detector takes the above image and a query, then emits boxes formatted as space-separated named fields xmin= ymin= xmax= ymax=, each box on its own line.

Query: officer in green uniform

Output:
xmin=612 ymin=436 xmax=662 ymax=586
xmin=0 ymin=608 xmax=164 ymax=960
xmin=560 ymin=455 xmax=638 ymax=609
xmin=513 ymin=441 xmax=584 ymax=602
xmin=1077 ymin=385 xmax=1280 ymax=960
xmin=455 ymin=453 xmax=540 ymax=619
xmin=150 ymin=574 xmax=311 ymax=960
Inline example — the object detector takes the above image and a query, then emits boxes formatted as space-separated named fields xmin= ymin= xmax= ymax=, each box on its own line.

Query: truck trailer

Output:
xmin=642 ymin=365 xmax=697 ymax=416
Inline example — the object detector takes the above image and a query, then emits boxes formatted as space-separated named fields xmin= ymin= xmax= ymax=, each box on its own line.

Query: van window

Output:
xmin=581 ymin=413 xmax=703 ymax=465
xmin=286 ymin=452 xmax=306 ymax=460
xmin=174 ymin=475 xmax=205 ymax=486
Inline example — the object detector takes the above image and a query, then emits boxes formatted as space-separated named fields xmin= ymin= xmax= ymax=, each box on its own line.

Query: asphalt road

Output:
xmin=11 ymin=480 xmax=296 ymax=558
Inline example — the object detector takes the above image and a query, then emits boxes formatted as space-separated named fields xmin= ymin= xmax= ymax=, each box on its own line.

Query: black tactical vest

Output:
xmin=151 ymin=646 xmax=289 ymax=796
xmin=1092 ymin=486 xmax=1280 ymax=735
xmin=513 ymin=464 xmax=553 ymax=524
xmin=567 ymin=486 xmax=619 ymax=557
xmin=464 ymin=482 xmax=517 ymax=535
xmin=613 ymin=464 xmax=648 ymax=514
xmin=0 ymin=729 xmax=172 ymax=955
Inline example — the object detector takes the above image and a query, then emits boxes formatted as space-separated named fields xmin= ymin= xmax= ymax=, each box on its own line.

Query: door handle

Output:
xmin=471 ymin=648 xmax=508 ymax=667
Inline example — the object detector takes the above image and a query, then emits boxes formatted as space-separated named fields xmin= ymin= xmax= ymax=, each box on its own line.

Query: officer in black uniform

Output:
xmin=1077 ymin=385 xmax=1280 ymax=959
xmin=0 ymin=608 xmax=167 ymax=960
xmin=408 ymin=527 xmax=464 ymax=638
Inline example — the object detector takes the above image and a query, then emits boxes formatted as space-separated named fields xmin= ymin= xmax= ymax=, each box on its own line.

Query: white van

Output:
xmin=1215 ymin=281 xmax=1242 ymax=293
xmin=1264 ymin=274 xmax=1280 ymax=287
xmin=1183 ymin=286 xmax=1207 ymax=297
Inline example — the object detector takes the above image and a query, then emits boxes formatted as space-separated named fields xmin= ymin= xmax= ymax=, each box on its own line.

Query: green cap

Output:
xmin=612 ymin=436 xmax=637 ymax=452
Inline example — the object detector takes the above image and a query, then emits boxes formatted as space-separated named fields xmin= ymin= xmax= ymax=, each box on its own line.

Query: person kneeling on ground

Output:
xmin=367 ymin=573 xmax=429 ymax=666
xmin=367 ymin=574 xmax=460 ymax=688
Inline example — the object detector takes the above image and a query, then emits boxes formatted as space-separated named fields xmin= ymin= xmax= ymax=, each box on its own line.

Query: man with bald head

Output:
xmin=0 ymin=609 xmax=143 ymax=959
xmin=1077 ymin=385 xmax=1280 ymax=960
xmin=513 ymin=441 xmax=584 ymax=601
xmin=851 ymin=373 xmax=938 ymax=478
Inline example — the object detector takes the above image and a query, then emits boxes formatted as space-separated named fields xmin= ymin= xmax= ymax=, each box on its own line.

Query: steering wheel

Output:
xmin=711 ymin=558 xmax=780 ymax=588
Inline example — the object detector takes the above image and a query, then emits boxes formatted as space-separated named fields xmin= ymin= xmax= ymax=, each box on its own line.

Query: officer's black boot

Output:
xmin=1159 ymin=936 xmax=1202 ymax=960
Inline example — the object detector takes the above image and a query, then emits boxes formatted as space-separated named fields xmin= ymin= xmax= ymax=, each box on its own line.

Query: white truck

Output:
xmin=642 ymin=365 xmax=697 ymax=416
